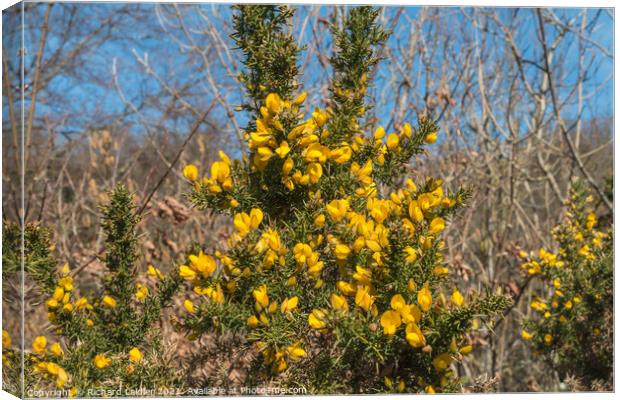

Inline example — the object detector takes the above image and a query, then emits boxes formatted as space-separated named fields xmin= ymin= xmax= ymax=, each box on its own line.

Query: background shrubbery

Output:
xmin=519 ymin=180 xmax=613 ymax=391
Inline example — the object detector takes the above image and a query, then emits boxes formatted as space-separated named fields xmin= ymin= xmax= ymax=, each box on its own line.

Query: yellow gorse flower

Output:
xmin=129 ymin=347 xmax=143 ymax=363
xmin=292 ymin=91 xmax=307 ymax=106
xmin=102 ymin=295 xmax=117 ymax=308
xmin=374 ymin=126 xmax=386 ymax=140
xmin=386 ymin=133 xmax=400 ymax=150
xmin=304 ymin=143 xmax=330 ymax=163
xmin=52 ymin=287 xmax=64 ymax=302
xmin=2 ymin=330 xmax=11 ymax=348
xmin=405 ymin=323 xmax=426 ymax=348
xmin=459 ymin=344 xmax=473 ymax=355
xmin=352 ymin=265 xmax=372 ymax=285
xmin=287 ymin=345 xmax=307 ymax=361
xmin=451 ymin=289 xmax=464 ymax=307
xmin=432 ymin=353 xmax=452 ymax=371
xmin=58 ymin=275 xmax=74 ymax=292
xmin=425 ymin=132 xmax=438 ymax=144
xmin=183 ymin=299 xmax=195 ymax=314
xmin=183 ymin=164 xmax=199 ymax=182
xmin=280 ymin=296 xmax=299 ymax=313
xmin=380 ymin=310 xmax=402 ymax=335
xmin=93 ymin=354 xmax=111 ymax=369
xmin=330 ymin=293 xmax=349 ymax=312
xmin=334 ymin=244 xmax=351 ymax=261
xmin=188 ymin=251 xmax=217 ymax=278
xmin=205 ymin=151 xmax=233 ymax=191
xmin=307 ymin=162 xmax=323 ymax=184
xmin=200 ymin=284 xmax=225 ymax=304
xmin=326 ymin=199 xmax=350 ymax=222
xmin=408 ymin=200 xmax=424 ymax=223
xmin=351 ymin=161 xmax=373 ymax=187
xmin=330 ymin=144 xmax=352 ymax=164
xmin=247 ymin=315 xmax=260 ymax=328
xmin=32 ymin=336 xmax=47 ymax=355
xmin=308 ymin=309 xmax=327 ymax=330
xmin=50 ymin=342 xmax=64 ymax=357
xmin=530 ymin=298 xmax=547 ymax=312
xmin=337 ymin=281 xmax=357 ymax=296
xmin=34 ymin=362 xmax=69 ymax=388
xmin=55 ymin=366 xmax=69 ymax=388
xmin=253 ymin=285 xmax=270 ymax=309
xmin=586 ymin=212 xmax=596 ymax=230
xmin=293 ymin=243 xmax=312 ymax=264
xmin=390 ymin=294 xmax=406 ymax=311
xmin=521 ymin=330 xmax=534 ymax=340
xmin=233 ymin=208 xmax=264 ymax=237
xmin=429 ymin=217 xmax=445 ymax=234
xmin=266 ymin=92 xmax=282 ymax=114
xmin=354 ymin=285 xmax=374 ymax=311
xmin=147 ymin=264 xmax=164 ymax=279
xmin=314 ymin=214 xmax=326 ymax=228
xmin=388 ymin=294 xmax=421 ymax=325
xmin=417 ymin=284 xmax=432 ymax=312
xmin=404 ymin=246 xmax=417 ymax=263
xmin=179 ymin=265 xmax=197 ymax=280
xmin=74 ymin=297 xmax=89 ymax=310
xmin=135 ymin=283 xmax=149 ymax=301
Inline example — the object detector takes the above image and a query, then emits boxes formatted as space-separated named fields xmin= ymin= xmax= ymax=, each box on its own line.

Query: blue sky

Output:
xmin=3 ymin=4 xmax=614 ymax=147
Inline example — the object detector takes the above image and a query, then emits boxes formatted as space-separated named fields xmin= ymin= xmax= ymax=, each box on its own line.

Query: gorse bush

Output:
xmin=519 ymin=180 xmax=613 ymax=389
xmin=2 ymin=185 xmax=183 ymax=397
xmin=177 ymin=5 xmax=509 ymax=394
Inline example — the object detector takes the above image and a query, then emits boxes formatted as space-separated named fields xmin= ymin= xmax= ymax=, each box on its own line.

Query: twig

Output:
xmin=136 ymin=101 xmax=216 ymax=215
xmin=24 ymin=3 xmax=53 ymax=172
xmin=493 ymin=275 xmax=533 ymax=331
xmin=72 ymin=105 xmax=214 ymax=277
xmin=536 ymin=9 xmax=612 ymax=212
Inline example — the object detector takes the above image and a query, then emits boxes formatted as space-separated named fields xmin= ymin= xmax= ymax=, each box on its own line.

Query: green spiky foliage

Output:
xmin=179 ymin=6 xmax=509 ymax=394
xmin=231 ymin=4 xmax=302 ymax=130
xmin=327 ymin=6 xmax=388 ymax=143
xmin=2 ymin=328 xmax=22 ymax=397
xmin=7 ymin=185 xmax=184 ymax=396
xmin=2 ymin=222 xmax=57 ymax=397
xmin=98 ymin=185 xmax=143 ymax=348
xmin=2 ymin=221 xmax=56 ymax=293
xmin=519 ymin=180 xmax=613 ymax=389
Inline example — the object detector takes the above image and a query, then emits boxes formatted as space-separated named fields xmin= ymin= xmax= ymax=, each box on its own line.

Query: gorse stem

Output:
xmin=100 ymin=185 xmax=140 ymax=309
xmin=328 ymin=6 xmax=389 ymax=143
xmin=232 ymin=5 xmax=302 ymax=131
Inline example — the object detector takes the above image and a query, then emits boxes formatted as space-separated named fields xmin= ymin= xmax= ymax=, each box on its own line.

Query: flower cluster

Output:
xmin=179 ymin=92 xmax=507 ymax=393
xmin=29 ymin=335 xmax=71 ymax=391
xmin=519 ymin=181 xmax=612 ymax=386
